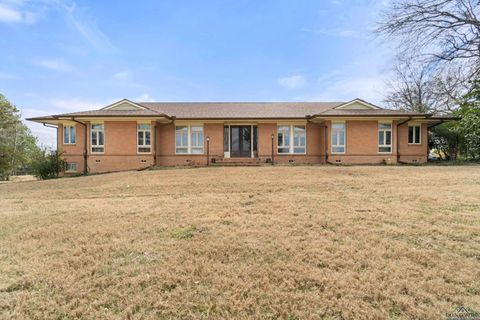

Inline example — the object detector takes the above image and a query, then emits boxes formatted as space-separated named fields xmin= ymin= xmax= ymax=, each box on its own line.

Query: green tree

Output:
xmin=0 ymin=94 xmax=41 ymax=180
xmin=455 ymin=80 xmax=480 ymax=159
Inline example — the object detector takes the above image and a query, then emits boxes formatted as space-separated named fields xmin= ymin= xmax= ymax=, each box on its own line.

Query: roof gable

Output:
xmin=102 ymin=99 xmax=147 ymax=111
xmin=334 ymin=98 xmax=381 ymax=110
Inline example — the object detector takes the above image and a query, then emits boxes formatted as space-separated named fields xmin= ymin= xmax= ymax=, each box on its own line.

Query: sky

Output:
xmin=0 ymin=0 xmax=394 ymax=148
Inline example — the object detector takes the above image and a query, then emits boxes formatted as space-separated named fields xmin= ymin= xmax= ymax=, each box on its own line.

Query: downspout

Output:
xmin=154 ymin=116 xmax=176 ymax=167
xmin=396 ymin=117 xmax=412 ymax=163
xmin=70 ymin=118 xmax=88 ymax=175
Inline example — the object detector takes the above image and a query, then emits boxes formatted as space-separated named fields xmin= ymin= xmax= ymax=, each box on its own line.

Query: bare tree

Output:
xmin=384 ymin=59 xmax=469 ymax=113
xmin=377 ymin=0 xmax=480 ymax=78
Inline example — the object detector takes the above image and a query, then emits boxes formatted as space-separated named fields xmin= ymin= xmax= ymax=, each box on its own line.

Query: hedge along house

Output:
xmin=27 ymin=98 xmax=451 ymax=174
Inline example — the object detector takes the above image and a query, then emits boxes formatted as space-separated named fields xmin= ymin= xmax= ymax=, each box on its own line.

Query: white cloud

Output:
xmin=34 ymin=59 xmax=76 ymax=72
xmin=136 ymin=93 xmax=155 ymax=102
xmin=63 ymin=2 xmax=116 ymax=51
xmin=112 ymin=71 xmax=130 ymax=81
xmin=0 ymin=2 xmax=41 ymax=24
xmin=278 ymin=75 xmax=307 ymax=89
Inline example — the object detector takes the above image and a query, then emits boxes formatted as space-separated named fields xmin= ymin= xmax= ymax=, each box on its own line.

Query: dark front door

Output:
xmin=230 ymin=126 xmax=251 ymax=157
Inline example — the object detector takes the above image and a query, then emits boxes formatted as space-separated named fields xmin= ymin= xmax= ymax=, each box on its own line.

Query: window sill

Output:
xmin=407 ymin=143 xmax=422 ymax=145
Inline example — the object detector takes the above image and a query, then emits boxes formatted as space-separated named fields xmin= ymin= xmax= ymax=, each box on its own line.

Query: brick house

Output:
xmin=27 ymin=98 xmax=449 ymax=173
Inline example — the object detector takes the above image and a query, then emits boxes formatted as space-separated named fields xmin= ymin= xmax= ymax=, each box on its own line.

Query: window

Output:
xmin=137 ymin=123 xmax=151 ymax=153
xmin=408 ymin=125 xmax=421 ymax=144
xmin=277 ymin=125 xmax=290 ymax=154
xmin=331 ymin=122 xmax=345 ymax=153
xmin=65 ymin=163 xmax=77 ymax=172
xmin=190 ymin=126 xmax=204 ymax=154
xmin=293 ymin=126 xmax=306 ymax=154
xmin=378 ymin=122 xmax=392 ymax=153
xmin=91 ymin=123 xmax=104 ymax=153
xmin=175 ymin=125 xmax=204 ymax=154
xmin=277 ymin=125 xmax=306 ymax=154
xmin=63 ymin=126 xmax=76 ymax=144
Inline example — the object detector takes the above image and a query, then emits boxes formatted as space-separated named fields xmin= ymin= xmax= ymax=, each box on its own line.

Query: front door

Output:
xmin=230 ymin=126 xmax=252 ymax=157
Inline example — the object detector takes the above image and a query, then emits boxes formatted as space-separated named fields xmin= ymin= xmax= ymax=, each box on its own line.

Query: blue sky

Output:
xmin=0 ymin=0 xmax=393 ymax=147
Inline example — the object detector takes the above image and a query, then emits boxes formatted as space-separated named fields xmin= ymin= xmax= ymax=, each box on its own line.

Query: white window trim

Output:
xmin=331 ymin=121 xmax=346 ymax=154
xmin=65 ymin=163 xmax=77 ymax=172
xmin=175 ymin=125 xmax=204 ymax=155
xmin=408 ymin=125 xmax=422 ymax=145
xmin=378 ymin=121 xmax=392 ymax=154
xmin=63 ymin=125 xmax=76 ymax=145
xmin=277 ymin=124 xmax=306 ymax=155
xmin=137 ymin=123 xmax=152 ymax=154
xmin=91 ymin=123 xmax=105 ymax=154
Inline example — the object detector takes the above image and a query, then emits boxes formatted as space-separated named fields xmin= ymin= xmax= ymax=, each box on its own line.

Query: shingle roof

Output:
xmin=139 ymin=102 xmax=344 ymax=119
xmin=315 ymin=109 xmax=428 ymax=117
xmin=27 ymin=99 xmax=433 ymax=122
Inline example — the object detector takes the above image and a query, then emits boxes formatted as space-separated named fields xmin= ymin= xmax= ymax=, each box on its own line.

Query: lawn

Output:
xmin=0 ymin=166 xmax=479 ymax=319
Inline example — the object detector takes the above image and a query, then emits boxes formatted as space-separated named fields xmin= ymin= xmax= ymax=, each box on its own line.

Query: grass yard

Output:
xmin=0 ymin=166 xmax=479 ymax=319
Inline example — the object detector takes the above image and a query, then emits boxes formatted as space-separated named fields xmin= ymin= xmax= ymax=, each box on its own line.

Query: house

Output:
xmin=27 ymin=98 xmax=450 ymax=173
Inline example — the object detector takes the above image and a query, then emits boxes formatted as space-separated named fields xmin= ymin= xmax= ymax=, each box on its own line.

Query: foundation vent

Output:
xmin=335 ymin=159 xmax=342 ymax=163
xmin=289 ymin=159 xmax=295 ymax=163
xmin=140 ymin=159 xmax=147 ymax=163
xmin=95 ymin=160 xmax=101 ymax=163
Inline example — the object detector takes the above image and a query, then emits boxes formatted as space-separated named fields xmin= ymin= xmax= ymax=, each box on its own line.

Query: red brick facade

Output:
xmin=57 ymin=119 xmax=428 ymax=173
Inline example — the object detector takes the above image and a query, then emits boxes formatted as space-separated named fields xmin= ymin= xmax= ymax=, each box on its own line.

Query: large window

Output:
xmin=91 ymin=123 xmax=104 ymax=153
xmin=277 ymin=125 xmax=290 ymax=154
xmin=137 ymin=123 xmax=151 ymax=153
xmin=331 ymin=122 xmax=345 ymax=153
xmin=408 ymin=125 xmax=421 ymax=144
xmin=175 ymin=125 xmax=204 ymax=154
xmin=63 ymin=125 xmax=76 ymax=144
xmin=277 ymin=125 xmax=306 ymax=154
xmin=378 ymin=122 xmax=392 ymax=153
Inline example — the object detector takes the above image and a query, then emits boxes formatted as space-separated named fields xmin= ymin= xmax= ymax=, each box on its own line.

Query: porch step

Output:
xmin=213 ymin=157 xmax=263 ymax=166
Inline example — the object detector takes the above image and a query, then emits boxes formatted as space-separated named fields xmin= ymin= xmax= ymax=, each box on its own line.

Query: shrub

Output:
xmin=30 ymin=150 xmax=66 ymax=180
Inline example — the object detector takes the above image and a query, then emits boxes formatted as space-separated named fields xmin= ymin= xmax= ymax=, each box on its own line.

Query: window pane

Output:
xmin=63 ymin=127 xmax=69 ymax=144
xmin=176 ymin=147 xmax=188 ymax=154
xmin=92 ymin=131 xmax=97 ymax=145
xmin=277 ymin=132 xmax=283 ymax=146
xmin=191 ymin=133 xmax=197 ymax=146
xmin=138 ymin=123 xmax=150 ymax=130
xmin=138 ymin=131 xmax=144 ymax=145
xmin=224 ymin=126 xmax=229 ymax=152
xmin=145 ymin=131 xmax=151 ymax=145
xmin=92 ymin=147 xmax=104 ymax=153
xmin=386 ymin=131 xmax=391 ymax=145
xmin=408 ymin=126 xmax=414 ymax=143
xmin=98 ymin=131 xmax=104 ymax=145
xmin=294 ymin=147 xmax=305 ymax=154
xmin=379 ymin=131 xmax=384 ymax=145
xmin=332 ymin=146 xmax=344 ymax=153
xmin=70 ymin=127 xmax=76 ymax=144
xmin=379 ymin=123 xmax=391 ymax=130
xmin=332 ymin=123 xmax=344 ymax=130
xmin=278 ymin=147 xmax=289 ymax=154
xmin=379 ymin=146 xmax=391 ymax=153
xmin=415 ymin=126 xmax=420 ymax=143
xmin=293 ymin=126 xmax=305 ymax=147
xmin=191 ymin=147 xmax=203 ymax=154
xmin=138 ymin=147 xmax=151 ymax=153
xmin=332 ymin=131 xmax=338 ymax=145
xmin=92 ymin=124 xmax=103 ymax=130
xmin=339 ymin=130 xmax=345 ymax=145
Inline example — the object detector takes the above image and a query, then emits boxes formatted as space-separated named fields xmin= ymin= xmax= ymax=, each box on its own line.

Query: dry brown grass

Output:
xmin=0 ymin=166 xmax=479 ymax=319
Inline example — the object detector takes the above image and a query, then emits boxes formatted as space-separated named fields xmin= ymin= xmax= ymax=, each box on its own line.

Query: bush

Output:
xmin=30 ymin=150 xmax=66 ymax=180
